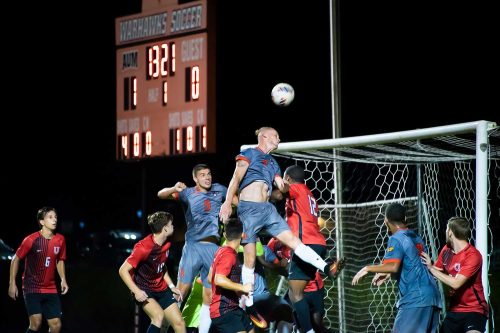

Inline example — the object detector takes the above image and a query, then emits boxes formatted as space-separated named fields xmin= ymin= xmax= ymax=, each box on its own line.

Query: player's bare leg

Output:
xmin=47 ymin=318 xmax=62 ymax=333
xmin=28 ymin=314 xmax=43 ymax=332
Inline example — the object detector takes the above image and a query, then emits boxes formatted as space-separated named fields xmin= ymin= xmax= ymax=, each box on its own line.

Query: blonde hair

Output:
xmin=255 ymin=127 xmax=274 ymax=137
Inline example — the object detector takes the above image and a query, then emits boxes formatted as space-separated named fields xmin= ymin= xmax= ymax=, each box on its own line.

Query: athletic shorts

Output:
xmin=211 ymin=308 xmax=254 ymax=333
xmin=441 ymin=311 xmax=487 ymax=333
xmin=393 ymin=306 xmax=441 ymax=333
xmin=289 ymin=244 xmax=326 ymax=280
xmin=304 ymin=288 xmax=325 ymax=317
xmin=24 ymin=293 xmax=62 ymax=319
xmin=178 ymin=241 xmax=219 ymax=288
xmin=238 ymin=201 xmax=290 ymax=244
xmin=136 ymin=288 xmax=177 ymax=310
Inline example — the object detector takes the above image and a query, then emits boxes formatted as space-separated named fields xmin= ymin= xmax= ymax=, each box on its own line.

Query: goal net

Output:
xmin=259 ymin=121 xmax=500 ymax=333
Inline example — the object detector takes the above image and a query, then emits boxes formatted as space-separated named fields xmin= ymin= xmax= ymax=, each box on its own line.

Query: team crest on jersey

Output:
xmin=387 ymin=246 xmax=394 ymax=252
xmin=54 ymin=246 xmax=60 ymax=254
xmin=453 ymin=263 xmax=461 ymax=272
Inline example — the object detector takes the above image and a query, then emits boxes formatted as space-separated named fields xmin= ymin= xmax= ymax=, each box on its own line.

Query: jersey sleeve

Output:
xmin=216 ymin=248 xmax=236 ymax=276
xmin=382 ymin=236 xmax=403 ymax=264
xmin=58 ymin=236 xmax=67 ymax=261
xmin=126 ymin=241 xmax=148 ymax=268
xmin=236 ymin=148 xmax=252 ymax=164
xmin=15 ymin=235 xmax=35 ymax=260
xmin=178 ymin=187 xmax=191 ymax=203
xmin=458 ymin=250 xmax=482 ymax=278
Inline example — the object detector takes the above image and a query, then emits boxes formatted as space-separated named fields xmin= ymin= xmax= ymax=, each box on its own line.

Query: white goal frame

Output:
xmin=242 ymin=120 xmax=498 ymax=333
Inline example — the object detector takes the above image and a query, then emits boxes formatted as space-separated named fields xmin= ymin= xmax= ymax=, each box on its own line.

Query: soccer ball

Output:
xmin=271 ymin=83 xmax=295 ymax=107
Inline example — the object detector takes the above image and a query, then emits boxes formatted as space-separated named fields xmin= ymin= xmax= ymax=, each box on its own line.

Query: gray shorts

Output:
xmin=178 ymin=241 xmax=219 ymax=288
xmin=238 ymin=201 xmax=290 ymax=244
xmin=393 ymin=306 xmax=441 ymax=333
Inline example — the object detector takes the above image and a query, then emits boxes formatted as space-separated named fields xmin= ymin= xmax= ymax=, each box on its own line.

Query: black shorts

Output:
xmin=24 ymin=293 xmax=62 ymax=319
xmin=135 ymin=288 xmax=177 ymax=310
xmin=211 ymin=308 xmax=254 ymax=333
xmin=289 ymin=244 xmax=326 ymax=281
xmin=304 ymin=288 xmax=325 ymax=317
xmin=441 ymin=311 xmax=487 ymax=333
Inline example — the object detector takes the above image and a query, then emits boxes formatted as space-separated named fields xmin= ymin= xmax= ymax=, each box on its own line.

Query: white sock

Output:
xmin=294 ymin=243 xmax=327 ymax=271
xmin=241 ymin=265 xmax=255 ymax=307
xmin=198 ymin=304 xmax=211 ymax=333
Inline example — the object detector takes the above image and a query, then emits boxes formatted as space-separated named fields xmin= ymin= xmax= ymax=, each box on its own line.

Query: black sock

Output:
xmin=146 ymin=324 xmax=161 ymax=333
xmin=292 ymin=298 xmax=312 ymax=332
xmin=26 ymin=329 xmax=38 ymax=333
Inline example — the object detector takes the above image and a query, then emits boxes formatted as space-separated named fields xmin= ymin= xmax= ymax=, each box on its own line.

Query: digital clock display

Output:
xmin=115 ymin=0 xmax=215 ymax=159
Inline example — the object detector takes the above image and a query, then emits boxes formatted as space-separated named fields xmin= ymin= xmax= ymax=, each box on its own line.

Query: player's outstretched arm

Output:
xmin=158 ymin=182 xmax=187 ymax=199
xmin=220 ymin=160 xmax=248 ymax=222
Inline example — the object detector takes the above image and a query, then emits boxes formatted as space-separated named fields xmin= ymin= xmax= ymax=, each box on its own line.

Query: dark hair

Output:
xmin=37 ymin=207 xmax=57 ymax=229
xmin=385 ymin=203 xmax=406 ymax=224
xmin=147 ymin=211 xmax=173 ymax=233
xmin=224 ymin=218 xmax=243 ymax=241
xmin=192 ymin=164 xmax=210 ymax=177
xmin=284 ymin=165 xmax=305 ymax=183
xmin=447 ymin=216 xmax=471 ymax=240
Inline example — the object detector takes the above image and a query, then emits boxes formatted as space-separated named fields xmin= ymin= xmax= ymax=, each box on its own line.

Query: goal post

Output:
xmin=243 ymin=120 xmax=499 ymax=332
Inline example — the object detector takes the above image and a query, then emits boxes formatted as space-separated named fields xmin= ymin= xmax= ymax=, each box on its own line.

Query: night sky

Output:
xmin=3 ymin=0 xmax=497 ymax=245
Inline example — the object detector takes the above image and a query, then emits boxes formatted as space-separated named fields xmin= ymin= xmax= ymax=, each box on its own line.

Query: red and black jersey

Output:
xmin=435 ymin=244 xmax=488 ymax=317
xmin=16 ymin=232 xmax=67 ymax=294
xmin=210 ymin=246 xmax=241 ymax=319
xmin=286 ymin=183 xmax=326 ymax=246
xmin=126 ymin=234 xmax=171 ymax=293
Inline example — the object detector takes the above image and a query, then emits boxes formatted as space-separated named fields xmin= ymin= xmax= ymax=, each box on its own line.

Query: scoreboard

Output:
xmin=115 ymin=0 xmax=215 ymax=160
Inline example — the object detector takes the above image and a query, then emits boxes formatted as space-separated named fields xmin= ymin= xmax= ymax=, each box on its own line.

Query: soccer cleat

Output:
xmin=327 ymin=257 xmax=346 ymax=279
xmin=246 ymin=304 xmax=268 ymax=329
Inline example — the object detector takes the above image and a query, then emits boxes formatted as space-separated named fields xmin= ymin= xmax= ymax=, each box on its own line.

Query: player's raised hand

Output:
xmin=174 ymin=182 xmax=187 ymax=192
